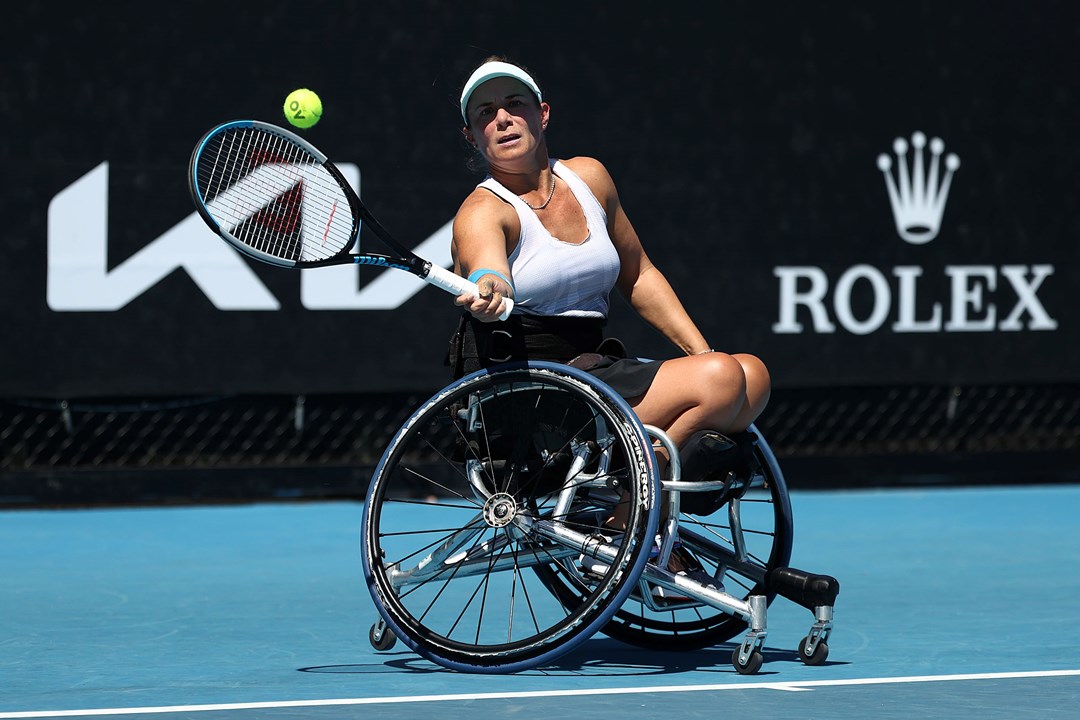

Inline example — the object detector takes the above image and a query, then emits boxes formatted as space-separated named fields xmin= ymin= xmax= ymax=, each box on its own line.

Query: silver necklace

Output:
xmin=520 ymin=174 xmax=556 ymax=210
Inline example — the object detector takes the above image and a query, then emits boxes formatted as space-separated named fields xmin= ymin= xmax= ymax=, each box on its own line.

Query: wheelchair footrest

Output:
xmin=766 ymin=566 xmax=840 ymax=611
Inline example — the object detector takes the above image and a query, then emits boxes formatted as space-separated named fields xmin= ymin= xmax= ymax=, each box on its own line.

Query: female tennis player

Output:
xmin=447 ymin=57 xmax=771 ymax=534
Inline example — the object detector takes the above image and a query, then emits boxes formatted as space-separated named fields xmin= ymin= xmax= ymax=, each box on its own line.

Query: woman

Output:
xmin=448 ymin=57 xmax=770 ymax=497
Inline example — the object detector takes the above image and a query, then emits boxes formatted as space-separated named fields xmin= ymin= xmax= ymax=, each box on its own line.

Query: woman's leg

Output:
xmin=604 ymin=352 xmax=771 ymax=530
xmin=730 ymin=353 xmax=772 ymax=431
xmin=630 ymin=351 xmax=771 ymax=448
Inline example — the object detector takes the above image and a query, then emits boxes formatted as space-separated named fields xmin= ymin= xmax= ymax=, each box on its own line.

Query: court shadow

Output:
xmin=527 ymin=638 xmax=781 ymax=677
xmin=299 ymin=651 xmax=448 ymax=675
xmin=298 ymin=638 xmax=848 ymax=677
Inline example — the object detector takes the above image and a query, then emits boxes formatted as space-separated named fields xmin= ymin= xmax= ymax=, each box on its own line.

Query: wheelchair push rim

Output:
xmin=361 ymin=362 xmax=662 ymax=673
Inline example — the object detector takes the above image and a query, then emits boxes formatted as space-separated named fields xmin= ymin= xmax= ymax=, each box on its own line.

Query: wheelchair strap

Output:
xmin=447 ymin=313 xmax=606 ymax=378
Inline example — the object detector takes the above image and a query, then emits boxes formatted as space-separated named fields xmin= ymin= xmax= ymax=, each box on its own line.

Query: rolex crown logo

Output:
xmin=877 ymin=132 xmax=960 ymax=245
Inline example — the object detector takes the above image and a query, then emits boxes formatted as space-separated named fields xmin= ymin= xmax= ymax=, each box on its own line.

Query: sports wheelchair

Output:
xmin=361 ymin=361 xmax=839 ymax=674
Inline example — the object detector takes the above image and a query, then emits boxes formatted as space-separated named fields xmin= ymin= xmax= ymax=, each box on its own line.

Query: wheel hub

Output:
xmin=483 ymin=492 xmax=518 ymax=528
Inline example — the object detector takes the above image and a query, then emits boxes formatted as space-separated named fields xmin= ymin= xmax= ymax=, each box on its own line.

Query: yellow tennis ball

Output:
xmin=283 ymin=88 xmax=323 ymax=129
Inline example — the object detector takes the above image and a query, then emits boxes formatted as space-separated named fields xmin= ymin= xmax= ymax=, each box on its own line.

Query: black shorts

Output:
xmin=578 ymin=355 xmax=661 ymax=401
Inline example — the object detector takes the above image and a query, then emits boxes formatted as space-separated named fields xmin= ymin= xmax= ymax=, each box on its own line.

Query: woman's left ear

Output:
xmin=540 ymin=102 xmax=551 ymax=130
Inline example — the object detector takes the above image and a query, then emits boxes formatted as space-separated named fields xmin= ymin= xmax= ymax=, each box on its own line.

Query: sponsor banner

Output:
xmin=4 ymin=2 xmax=1077 ymax=397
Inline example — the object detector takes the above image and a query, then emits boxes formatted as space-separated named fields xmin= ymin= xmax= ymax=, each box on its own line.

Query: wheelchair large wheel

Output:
xmin=538 ymin=426 xmax=793 ymax=651
xmin=362 ymin=362 xmax=660 ymax=673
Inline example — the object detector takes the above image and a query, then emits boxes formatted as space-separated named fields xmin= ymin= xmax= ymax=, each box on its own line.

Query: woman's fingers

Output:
xmin=454 ymin=287 xmax=507 ymax=322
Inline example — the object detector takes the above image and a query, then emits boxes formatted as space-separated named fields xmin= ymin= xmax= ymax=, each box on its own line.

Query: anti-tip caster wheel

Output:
xmin=732 ymin=647 xmax=763 ymax=675
xmin=798 ymin=636 xmax=829 ymax=665
xmin=369 ymin=622 xmax=397 ymax=651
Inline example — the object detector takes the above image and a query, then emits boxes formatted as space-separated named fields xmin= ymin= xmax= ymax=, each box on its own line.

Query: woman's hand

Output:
xmin=456 ymin=277 xmax=511 ymax=322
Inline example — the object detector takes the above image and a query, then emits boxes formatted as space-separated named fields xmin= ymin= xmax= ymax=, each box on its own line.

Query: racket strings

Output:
xmin=196 ymin=127 xmax=357 ymax=263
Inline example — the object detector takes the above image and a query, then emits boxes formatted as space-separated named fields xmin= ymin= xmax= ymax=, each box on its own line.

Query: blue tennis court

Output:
xmin=3 ymin=484 xmax=1078 ymax=719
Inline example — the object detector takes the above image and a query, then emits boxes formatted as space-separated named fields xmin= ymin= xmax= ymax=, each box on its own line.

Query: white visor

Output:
xmin=459 ymin=61 xmax=543 ymax=124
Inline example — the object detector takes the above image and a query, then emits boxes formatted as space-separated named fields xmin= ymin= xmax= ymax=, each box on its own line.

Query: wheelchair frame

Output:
xmin=361 ymin=361 xmax=838 ymax=674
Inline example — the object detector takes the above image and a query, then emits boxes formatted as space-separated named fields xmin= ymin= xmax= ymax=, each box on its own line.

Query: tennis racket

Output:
xmin=188 ymin=119 xmax=513 ymax=319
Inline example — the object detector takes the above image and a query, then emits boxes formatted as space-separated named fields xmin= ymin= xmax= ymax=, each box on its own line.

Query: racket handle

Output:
xmin=424 ymin=263 xmax=514 ymax=321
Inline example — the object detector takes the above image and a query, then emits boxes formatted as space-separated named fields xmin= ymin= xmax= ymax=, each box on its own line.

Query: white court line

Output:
xmin=3 ymin=669 xmax=1080 ymax=718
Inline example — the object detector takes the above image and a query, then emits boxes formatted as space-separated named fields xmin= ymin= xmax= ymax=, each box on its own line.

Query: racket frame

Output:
xmin=189 ymin=120 xmax=512 ymax=316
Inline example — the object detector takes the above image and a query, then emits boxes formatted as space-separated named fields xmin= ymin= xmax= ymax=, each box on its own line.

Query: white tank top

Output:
xmin=478 ymin=160 xmax=621 ymax=318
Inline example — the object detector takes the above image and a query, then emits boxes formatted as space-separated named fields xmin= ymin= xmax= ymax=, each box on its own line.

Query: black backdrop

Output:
xmin=4 ymin=0 xmax=1078 ymax=398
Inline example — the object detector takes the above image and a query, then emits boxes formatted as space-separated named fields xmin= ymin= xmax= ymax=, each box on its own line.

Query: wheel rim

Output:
xmin=362 ymin=365 xmax=659 ymax=672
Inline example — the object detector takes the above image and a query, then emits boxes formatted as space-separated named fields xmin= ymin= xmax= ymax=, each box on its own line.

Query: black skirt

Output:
xmin=447 ymin=313 xmax=662 ymax=401
xmin=579 ymin=354 xmax=661 ymax=400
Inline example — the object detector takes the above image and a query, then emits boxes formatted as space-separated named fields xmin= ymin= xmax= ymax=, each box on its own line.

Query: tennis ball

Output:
xmin=283 ymin=88 xmax=323 ymax=129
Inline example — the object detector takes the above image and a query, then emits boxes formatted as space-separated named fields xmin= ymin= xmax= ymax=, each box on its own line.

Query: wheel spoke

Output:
xmin=364 ymin=365 xmax=658 ymax=670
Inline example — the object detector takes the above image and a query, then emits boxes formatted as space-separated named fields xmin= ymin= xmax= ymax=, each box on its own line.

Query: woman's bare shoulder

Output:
xmin=561 ymin=156 xmax=618 ymax=205
xmin=453 ymin=186 xmax=519 ymax=241
xmin=561 ymin=156 xmax=613 ymax=183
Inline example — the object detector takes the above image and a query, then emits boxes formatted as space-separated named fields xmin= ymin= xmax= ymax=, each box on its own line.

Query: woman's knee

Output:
xmin=695 ymin=352 xmax=748 ymax=407
xmin=733 ymin=353 xmax=772 ymax=406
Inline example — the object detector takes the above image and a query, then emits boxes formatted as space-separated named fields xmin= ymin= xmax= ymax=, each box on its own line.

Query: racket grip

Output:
xmin=424 ymin=263 xmax=514 ymax=321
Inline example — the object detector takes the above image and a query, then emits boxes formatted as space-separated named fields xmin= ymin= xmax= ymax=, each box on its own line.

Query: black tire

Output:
xmin=368 ymin=623 xmax=397 ymax=651
xmin=362 ymin=362 xmax=660 ymax=673
xmin=798 ymin=636 xmax=829 ymax=665
xmin=733 ymin=647 xmax=764 ymax=675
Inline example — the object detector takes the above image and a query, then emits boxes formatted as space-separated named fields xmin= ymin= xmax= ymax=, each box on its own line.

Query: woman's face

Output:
xmin=464 ymin=77 xmax=548 ymax=166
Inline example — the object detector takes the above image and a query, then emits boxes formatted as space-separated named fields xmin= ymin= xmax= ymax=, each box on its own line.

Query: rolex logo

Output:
xmin=877 ymin=132 xmax=960 ymax=245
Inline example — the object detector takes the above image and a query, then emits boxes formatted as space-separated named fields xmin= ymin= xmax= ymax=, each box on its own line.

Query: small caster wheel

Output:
xmin=369 ymin=623 xmax=397 ymax=651
xmin=732 ymin=647 xmax=763 ymax=675
xmin=798 ymin=636 xmax=829 ymax=665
